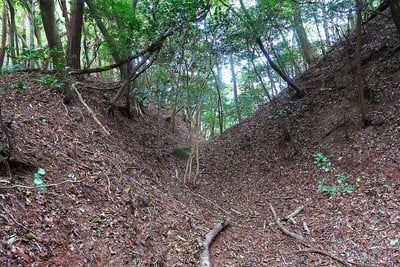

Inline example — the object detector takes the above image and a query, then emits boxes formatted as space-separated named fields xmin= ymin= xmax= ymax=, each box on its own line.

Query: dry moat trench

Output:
xmin=0 ymin=8 xmax=400 ymax=267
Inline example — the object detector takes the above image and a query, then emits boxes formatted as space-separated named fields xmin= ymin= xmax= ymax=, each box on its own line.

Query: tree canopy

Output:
xmin=0 ymin=0 xmax=390 ymax=137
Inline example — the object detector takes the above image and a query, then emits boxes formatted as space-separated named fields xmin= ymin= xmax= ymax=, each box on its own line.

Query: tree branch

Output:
xmin=199 ymin=219 xmax=230 ymax=267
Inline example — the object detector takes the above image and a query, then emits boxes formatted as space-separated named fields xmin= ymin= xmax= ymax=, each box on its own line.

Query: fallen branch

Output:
xmin=0 ymin=179 xmax=82 ymax=190
xmin=284 ymin=205 xmax=304 ymax=224
xmin=199 ymin=219 xmax=230 ymax=267
xmin=69 ymin=29 xmax=174 ymax=75
xmin=269 ymin=204 xmax=304 ymax=240
xmin=72 ymin=83 xmax=110 ymax=136
xmin=295 ymin=248 xmax=350 ymax=267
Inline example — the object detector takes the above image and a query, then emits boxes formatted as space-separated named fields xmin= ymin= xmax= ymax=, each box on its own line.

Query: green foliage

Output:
xmin=33 ymin=168 xmax=46 ymax=192
xmin=1 ymin=81 xmax=26 ymax=91
xmin=267 ymin=101 xmax=309 ymax=120
xmin=171 ymin=147 xmax=190 ymax=160
xmin=314 ymin=152 xmax=331 ymax=172
xmin=317 ymin=174 xmax=354 ymax=195
xmin=16 ymin=47 xmax=54 ymax=69
xmin=1 ymin=64 xmax=26 ymax=74
xmin=34 ymin=75 xmax=64 ymax=88
xmin=314 ymin=153 xmax=354 ymax=195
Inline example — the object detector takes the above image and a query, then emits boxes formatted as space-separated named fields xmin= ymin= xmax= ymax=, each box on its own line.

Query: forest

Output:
xmin=0 ymin=0 xmax=399 ymax=266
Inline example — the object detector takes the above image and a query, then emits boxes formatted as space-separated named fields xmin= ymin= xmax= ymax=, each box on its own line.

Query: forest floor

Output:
xmin=1 ymin=10 xmax=399 ymax=267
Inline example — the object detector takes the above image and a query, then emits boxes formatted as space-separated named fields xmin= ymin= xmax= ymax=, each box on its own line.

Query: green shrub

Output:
xmin=171 ymin=147 xmax=190 ymax=160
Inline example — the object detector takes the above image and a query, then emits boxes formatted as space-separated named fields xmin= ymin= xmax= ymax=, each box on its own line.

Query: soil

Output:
xmin=1 ymin=10 xmax=399 ymax=267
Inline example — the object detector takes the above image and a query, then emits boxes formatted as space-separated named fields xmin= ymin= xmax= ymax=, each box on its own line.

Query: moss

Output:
xmin=171 ymin=147 xmax=190 ymax=160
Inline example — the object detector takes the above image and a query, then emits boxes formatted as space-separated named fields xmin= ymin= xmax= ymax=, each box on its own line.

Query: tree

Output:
xmin=237 ymin=0 xmax=304 ymax=97
xmin=0 ymin=1 xmax=7 ymax=69
xmin=291 ymin=0 xmax=317 ymax=66
xmin=38 ymin=0 xmax=64 ymax=68
xmin=39 ymin=0 xmax=73 ymax=102
xmin=229 ymin=53 xmax=242 ymax=122
xmin=388 ymin=0 xmax=400 ymax=37
xmin=355 ymin=0 xmax=370 ymax=126
xmin=67 ymin=0 xmax=85 ymax=70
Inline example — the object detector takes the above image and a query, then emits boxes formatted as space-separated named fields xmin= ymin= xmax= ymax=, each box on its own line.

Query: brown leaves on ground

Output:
xmin=1 ymin=11 xmax=400 ymax=267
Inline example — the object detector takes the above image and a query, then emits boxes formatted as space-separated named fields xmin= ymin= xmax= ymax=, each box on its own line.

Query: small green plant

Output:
xmin=314 ymin=152 xmax=354 ymax=195
xmin=33 ymin=168 xmax=46 ymax=192
xmin=314 ymin=152 xmax=331 ymax=172
xmin=317 ymin=174 xmax=354 ymax=195
xmin=1 ymin=63 xmax=26 ymax=74
xmin=2 ymin=81 xmax=26 ymax=91
xmin=171 ymin=147 xmax=190 ymax=160
xmin=34 ymin=75 xmax=64 ymax=88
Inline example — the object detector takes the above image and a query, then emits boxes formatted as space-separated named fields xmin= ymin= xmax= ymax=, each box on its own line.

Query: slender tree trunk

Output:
xmin=355 ymin=0 xmax=370 ymax=126
xmin=250 ymin=52 xmax=272 ymax=102
xmin=256 ymin=38 xmax=304 ymax=97
xmin=0 ymin=1 xmax=7 ymax=69
xmin=39 ymin=0 xmax=64 ymax=67
xmin=313 ymin=14 xmax=326 ymax=56
xmin=6 ymin=0 xmax=17 ymax=62
xmin=131 ymin=0 xmax=138 ymax=15
xmin=21 ymin=14 xmax=27 ymax=50
xmin=210 ymin=61 xmax=224 ymax=135
xmin=292 ymin=1 xmax=316 ymax=66
xmin=28 ymin=0 xmax=35 ymax=48
xmin=39 ymin=0 xmax=73 ymax=103
xmin=82 ymin=22 xmax=91 ymax=68
xmin=238 ymin=0 xmax=304 ymax=97
xmin=322 ymin=3 xmax=331 ymax=46
xmin=59 ymin=0 xmax=69 ymax=30
xmin=388 ymin=0 xmax=400 ymax=37
xmin=86 ymin=0 xmax=128 ymax=77
xmin=229 ymin=54 xmax=242 ymax=123
xmin=265 ymin=65 xmax=278 ymax=96
xmin=67 ymin=0 xmax=85 ymax=70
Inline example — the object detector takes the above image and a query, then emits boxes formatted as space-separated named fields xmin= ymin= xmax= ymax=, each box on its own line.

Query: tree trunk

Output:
xmin=86 ymin=0 xmax=128 ymax=77
xmin=292 ymin=1 xmax=316 ymax=66
xmin=59 ymin=0 xmax=69 ymax=30
xmin=256 ymin=37 xmax=304 ymax=97
xmin=6 ymin=0 xmax=17 ymax=62
xmin=0 ymin=2 xmax=7 ymax=69
xmin=388 ymin=0 xmax=400 ymax=37
xmin=355 ymin=0 xmax=370 ymax=126
xmin=312 ymin=13 xmax=326 ymax=56
xmin=39 ymin=0 xmax=64 ymax=67
xmin=249 ymin=51 xmax=272 ymax=102
xmin=238 ymin=0 xmax=304 ymax=97
xmin=229 ymin=54 xmax=242 ymax=123
xmin=67 ymin=0 xmax=85 ymax=70
xmin=28 ymin=0 xmax=35 ymax=48
xmin=322 ymin=3 xmax=331 ymax=46
xmin=39 ymin=0 xmax=73 ymax=103
xmin=265 ymin=65 xmax=278 ymax=96
xmin=278 ymin=28 xmax=301 ymax=75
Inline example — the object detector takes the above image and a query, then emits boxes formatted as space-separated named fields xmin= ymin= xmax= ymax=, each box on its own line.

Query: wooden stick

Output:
xmin=72 ymin=83 xmax=110 ymax=136
xmin=284 ymin=205 xmax=304 ymax=221
xmin=295 ymin=249 xmax=350 ymax=267
xmin=199 ymin=219 xmax=230 ymax=267
xmin=0 ymin=179 xmax=82 ymax=190
xmin=269 ymin=204 xmax=304 ymax=240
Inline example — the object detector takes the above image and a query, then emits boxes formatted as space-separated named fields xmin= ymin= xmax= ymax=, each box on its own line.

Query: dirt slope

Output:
xmin=0 ymin=9 xmax=399 ymax=267
xmin=197 ymin=10 xmax=400 ymax=266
